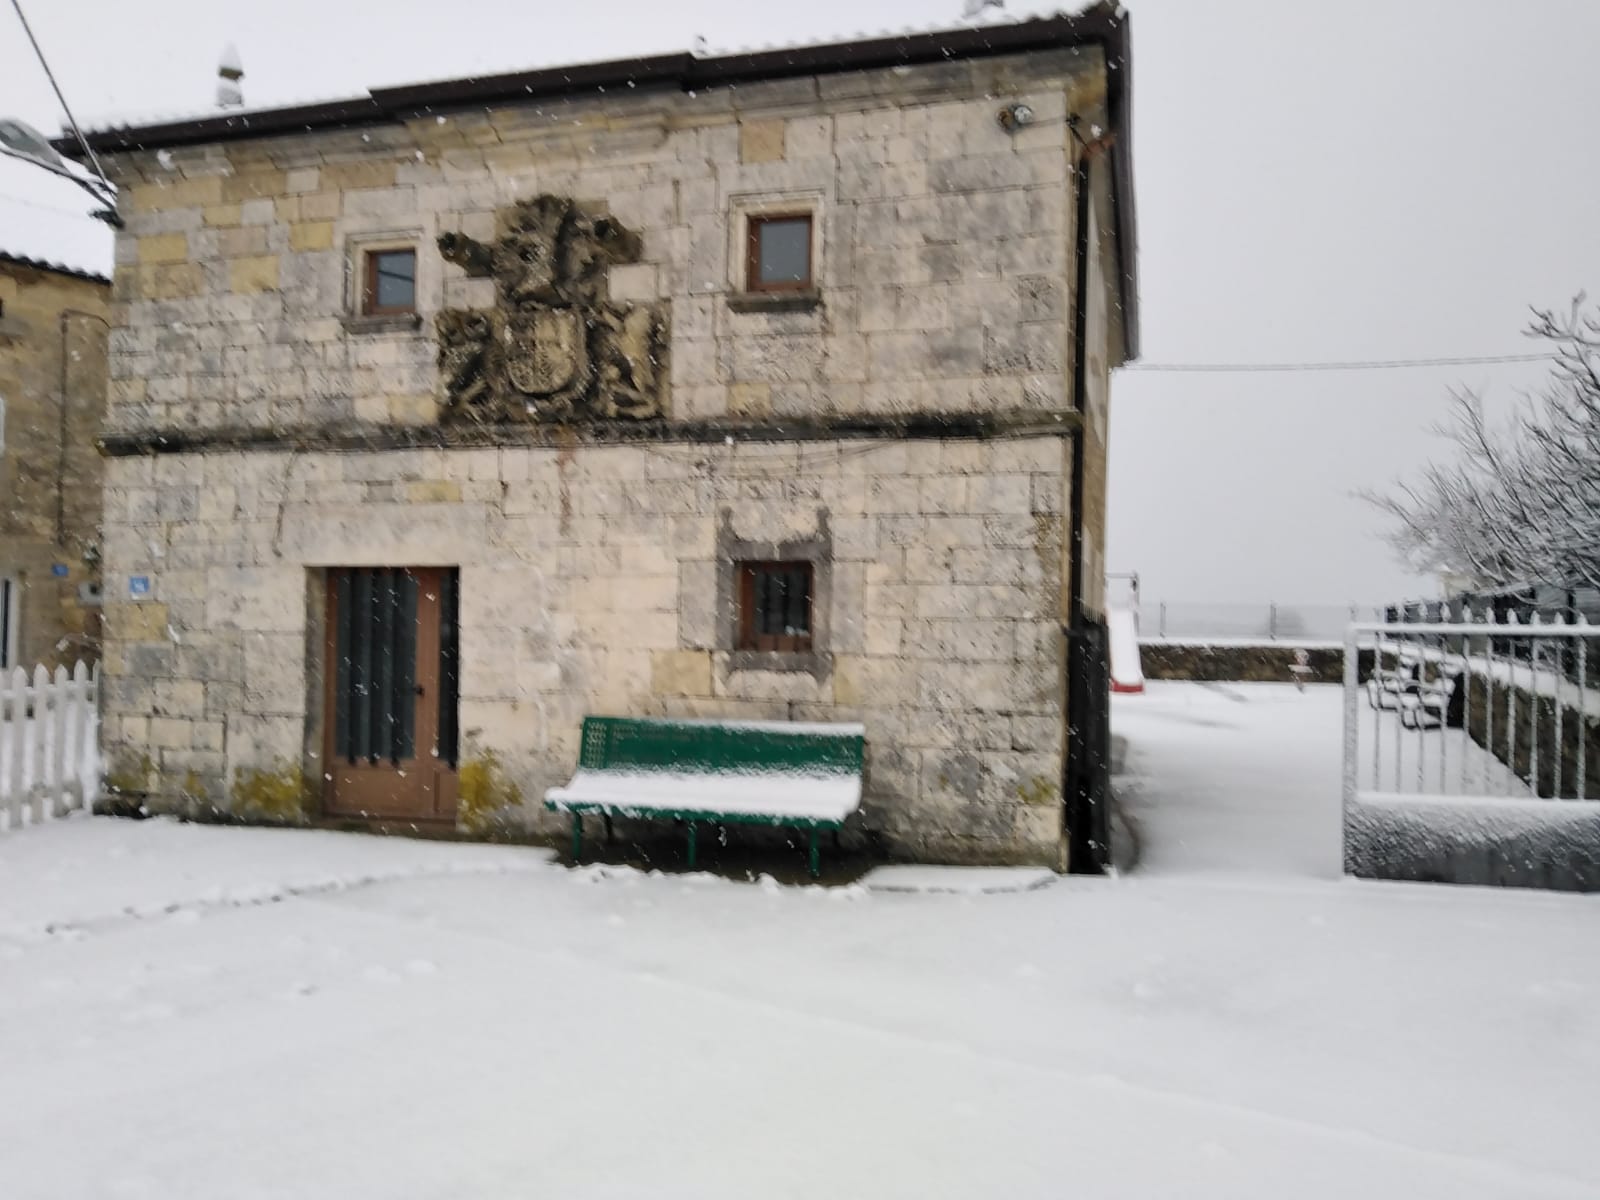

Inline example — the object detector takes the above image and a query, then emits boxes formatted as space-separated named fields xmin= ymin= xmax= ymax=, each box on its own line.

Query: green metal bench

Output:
xmin=545 ymin=716 xmax=865 ymax=878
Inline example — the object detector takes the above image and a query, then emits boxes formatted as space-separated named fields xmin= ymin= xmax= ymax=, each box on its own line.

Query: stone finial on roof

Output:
xmin=217 ymin=43 xmax=244 ymax=109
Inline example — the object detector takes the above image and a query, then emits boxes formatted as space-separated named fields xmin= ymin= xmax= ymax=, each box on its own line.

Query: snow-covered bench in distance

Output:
xmin=545 ymin=716 xmax=865 ymax=878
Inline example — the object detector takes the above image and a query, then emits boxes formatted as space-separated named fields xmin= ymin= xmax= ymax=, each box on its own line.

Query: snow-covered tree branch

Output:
xmin=1368 ymin=296 xmax=1600 ymax=593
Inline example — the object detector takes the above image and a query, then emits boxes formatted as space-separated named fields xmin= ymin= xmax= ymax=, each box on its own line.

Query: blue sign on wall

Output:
xmin=51 ymin=563 xmax=69 ymax=577
xmin=128 ymin=576 xmax=151 ymax=599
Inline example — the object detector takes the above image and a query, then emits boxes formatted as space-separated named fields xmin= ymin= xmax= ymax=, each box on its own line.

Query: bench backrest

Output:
xmin=577 ymin=716 xmax=863 ymax=777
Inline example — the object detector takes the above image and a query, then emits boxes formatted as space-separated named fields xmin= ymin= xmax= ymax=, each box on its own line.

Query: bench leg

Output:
xmin=808 ymin=828 xmax=821 ymax=880
xmin=686 ymin=821 xmax=698 ymax=871
xmin=603 ymin=813 xmax=615 ymax=844
xmin=571 ymin=813 xmax=583 ymax=861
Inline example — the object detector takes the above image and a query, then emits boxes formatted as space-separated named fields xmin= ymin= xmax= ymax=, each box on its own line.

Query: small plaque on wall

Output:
xmin=128 ymin=576 xmax=151 ymax=599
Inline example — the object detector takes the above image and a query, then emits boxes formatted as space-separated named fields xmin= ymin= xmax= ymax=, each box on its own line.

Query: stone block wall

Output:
xmin=99 ymin=47 xmax=1109 ymax=436
xmin=89 ymin=44 xmax=1133 ymax=866
xmin=0 ymin=260 xmax=110 ymax=669
xmin=100 ymin=435 xmax=1070 ymax=864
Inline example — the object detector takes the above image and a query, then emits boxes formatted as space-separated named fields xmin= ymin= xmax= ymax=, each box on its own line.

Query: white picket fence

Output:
xmin=0 ymin=662 xmax=100 ymax=832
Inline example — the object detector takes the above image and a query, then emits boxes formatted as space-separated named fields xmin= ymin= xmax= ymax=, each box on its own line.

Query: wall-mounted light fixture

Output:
xmin=997 ymin=103 xmax=1035 ymax=133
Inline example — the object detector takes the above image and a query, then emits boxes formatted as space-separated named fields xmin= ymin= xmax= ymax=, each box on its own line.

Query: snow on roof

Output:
xmin=0 ymin=249 xmax=110 ymax=285
xmin=73 ymin=88 xmax=372 ymax=138
xmin=69 ymin=5 xmax=1086 ymax=139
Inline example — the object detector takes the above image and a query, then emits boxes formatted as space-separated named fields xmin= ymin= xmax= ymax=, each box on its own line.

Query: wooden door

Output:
xmin=323 ymin=567 xmax=459 ymax=822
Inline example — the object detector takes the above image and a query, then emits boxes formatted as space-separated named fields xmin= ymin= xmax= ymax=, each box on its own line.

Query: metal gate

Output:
xmin=1341 ymin=617 xmax=1600 ymax=890
xmin=1065 ymin=619 xmax=1111 ymax=873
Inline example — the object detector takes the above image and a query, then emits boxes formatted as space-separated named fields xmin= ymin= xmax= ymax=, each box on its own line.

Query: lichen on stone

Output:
xmin=457 ymin=750 xmax=523 ymax=834
xmin=229 ymin=763 xmax=311 ymax=824
xmin=1017 ymin=775 xmax=1058 ymax=807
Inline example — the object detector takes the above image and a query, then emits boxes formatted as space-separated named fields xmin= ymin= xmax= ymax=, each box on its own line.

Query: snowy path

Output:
xmin=1112 ymin=681 xmax=1534 ymax=877
xmin=1113 ymin=682 xmax=1348 ymax=877
xmin=2 ymin=817 xmax=1598 ymax=1198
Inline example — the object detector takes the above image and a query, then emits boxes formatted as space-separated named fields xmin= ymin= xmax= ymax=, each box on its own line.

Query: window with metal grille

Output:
xmin=737 ymin=561 xmax=814 ymax=653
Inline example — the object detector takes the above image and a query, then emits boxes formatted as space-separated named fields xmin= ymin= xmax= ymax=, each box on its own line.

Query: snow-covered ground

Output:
xmin=1113 ymin=681 xmax=1348 ymax=876
xmin=1113 ymin=681 xmax=1538 ymax=876
xmin=3 ymin=689 xmax=1598 ymax=1198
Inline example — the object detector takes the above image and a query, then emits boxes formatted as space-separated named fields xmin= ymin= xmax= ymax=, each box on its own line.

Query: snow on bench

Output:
xmin=545 ymin=716 xmax=866 ymax=878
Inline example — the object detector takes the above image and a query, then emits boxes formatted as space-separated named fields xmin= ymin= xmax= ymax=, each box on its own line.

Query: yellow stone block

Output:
xmin=389 ymin=394 xmax=439 ymax=425
xmin=221 ymin=168 xmax=286 ymax=203
xmin=406 ymin=480 xmax=462 ymax=503
xmin=229 ymin=255 xmax=280 ymax=294
xmin=137 ymin=233 xmax=189 ymax=265
xmin=729 ymin=382 xmax=772 ymax=417
xmin=106 ymin=602 xmax=169 ymax=643
xmin=109 ymin=378 xmax=148 ymax=404
xmin=129 ymin=175 xmax=222 ymax=212
xmin=739 ymin=119 xmax=786 ymax=164
xmin=218 ymin=227 xmax=267 ymax=258
xmin=651 ymin=650 xmax=713 ymax=698
xmin=832 ymin=655 xmax=865 ymax=706
xmin=298 ymin=191 xmax=342 ymax=221
xmin=137 ymin=263 xmax=202 ymax=300
xmin=202 ymin=204 xmax=242 ymax=227
xmin=290 ymin=221 xmax=335 ymax=252
xmin=320 ymin=160 xmax=398 ymax=191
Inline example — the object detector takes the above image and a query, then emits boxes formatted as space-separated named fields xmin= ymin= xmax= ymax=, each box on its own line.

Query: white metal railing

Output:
xmin=0 ymin=662 xmax=100 ymax=832
xmin=1342 ymin=619 xmax=1598 ymax=807
xmin=1142 ymin=601 xmax=1381 ymax=643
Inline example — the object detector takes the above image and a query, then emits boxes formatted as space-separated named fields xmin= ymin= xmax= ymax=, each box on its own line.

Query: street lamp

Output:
xmin=0 ymin=117 xmax=122 ymax=229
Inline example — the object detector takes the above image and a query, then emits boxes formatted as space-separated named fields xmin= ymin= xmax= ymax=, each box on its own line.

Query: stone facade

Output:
xmin=0 ymin=255 xmax=110 ymax=670
xmin=84 ymin=21 xmax=1135 ymax=865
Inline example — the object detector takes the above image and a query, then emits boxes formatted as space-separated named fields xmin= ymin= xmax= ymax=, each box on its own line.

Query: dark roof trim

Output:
xmin=0 ymin=251 xmax=110 ymax=285
xmin=56 ymin=4 xmax=1135 ymax=355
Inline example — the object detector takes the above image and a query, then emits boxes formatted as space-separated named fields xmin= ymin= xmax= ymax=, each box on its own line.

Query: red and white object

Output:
xmin=1108 ymin=607 xmax=1145 ymax=694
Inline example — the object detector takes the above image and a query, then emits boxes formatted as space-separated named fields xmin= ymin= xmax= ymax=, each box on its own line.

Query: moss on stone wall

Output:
xmin=1017 ymin=775 xmax=1058 ymax=807
xmin=229 ymin=763 xmax=311 ymax=824
xmin=103 ymin=751 xmax=156 ymax=797
xmin=458 ymin=751 xmax=523 ymax=834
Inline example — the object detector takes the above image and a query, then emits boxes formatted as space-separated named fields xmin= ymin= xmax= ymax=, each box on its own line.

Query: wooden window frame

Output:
xmin=745 ymin=213 xmax=814 ymax=294
xmin=362 ymin=247 xmax=417 ymax=316
xmin=736 ymin=560 xmax=815 ymax=653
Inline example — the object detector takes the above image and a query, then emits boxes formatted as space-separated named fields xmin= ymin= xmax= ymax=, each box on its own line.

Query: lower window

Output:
xmin=737 ymin=560 xmax=814 ymax=653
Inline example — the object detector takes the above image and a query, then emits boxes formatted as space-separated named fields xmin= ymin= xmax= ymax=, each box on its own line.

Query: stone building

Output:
xmin=0 ymin=252 xmax=110 ymax=671
xmin=69 ymin=7 xmax=1138 ymax=866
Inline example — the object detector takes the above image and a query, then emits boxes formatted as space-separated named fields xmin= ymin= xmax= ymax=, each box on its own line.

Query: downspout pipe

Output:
xmin=1067 ymin=146 xmax=1091 ymax=630
xmin=1061 ymin=122 xmax=1105 ymax=873
xmin=57 ymin=308 xmax=110 ymax=548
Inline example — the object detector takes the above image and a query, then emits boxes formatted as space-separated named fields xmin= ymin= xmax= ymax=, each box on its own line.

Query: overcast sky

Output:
xmin=5 ymin=0 xmax=1597 ymax=608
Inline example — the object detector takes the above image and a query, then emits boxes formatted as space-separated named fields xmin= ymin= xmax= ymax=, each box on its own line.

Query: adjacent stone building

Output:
xmin=0 ymin=252 xmax=110 ymax=671
xmin=69 ymin=8 xmax=1138 ymax=866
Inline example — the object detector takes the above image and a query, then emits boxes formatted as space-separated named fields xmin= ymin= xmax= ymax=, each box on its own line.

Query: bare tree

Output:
xmin=1369 ymin=297 xmax=1600 ymax=593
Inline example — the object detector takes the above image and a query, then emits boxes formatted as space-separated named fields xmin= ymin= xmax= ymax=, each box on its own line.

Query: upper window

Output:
xmin=737 ymin=560 xmax=814 ymax=653
xmin=746 ymin=214 xmax=813 ymax=293
xmin=363 ymin=248 xmax=416 ymax=316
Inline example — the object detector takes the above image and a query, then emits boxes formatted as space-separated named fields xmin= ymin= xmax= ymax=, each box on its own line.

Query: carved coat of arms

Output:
xmin=435 ymin=195 xmax=669 ymax=422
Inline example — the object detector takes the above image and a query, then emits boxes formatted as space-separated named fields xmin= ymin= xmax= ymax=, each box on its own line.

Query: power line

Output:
xmin=9 ymin=0 xmax=110 ymax=188
xmin=1123 ymin=353 xmax=1555 ymax=374
xmin=0 ymin=190 xmax=98 ymax=219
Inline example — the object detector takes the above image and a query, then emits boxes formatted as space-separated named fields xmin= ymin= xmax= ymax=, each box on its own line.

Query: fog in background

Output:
xmin=6 ymin=0 xmax=1596 ymax=608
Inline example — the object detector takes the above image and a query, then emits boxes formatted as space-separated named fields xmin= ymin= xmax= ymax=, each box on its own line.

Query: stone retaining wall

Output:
xmin=1139 ymin=641 xmax=1373 ymax=685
